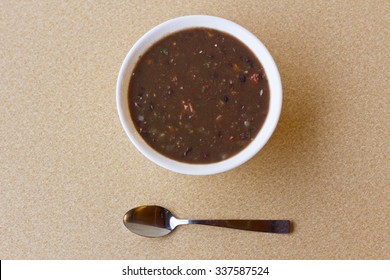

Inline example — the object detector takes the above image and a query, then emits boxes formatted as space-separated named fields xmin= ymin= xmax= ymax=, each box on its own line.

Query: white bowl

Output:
xmin=116 ymin=15 xmax=282 ymax=175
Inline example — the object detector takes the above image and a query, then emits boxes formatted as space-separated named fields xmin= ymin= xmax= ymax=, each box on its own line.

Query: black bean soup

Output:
xmin=129 ymin=28 xmax=269 ymax=163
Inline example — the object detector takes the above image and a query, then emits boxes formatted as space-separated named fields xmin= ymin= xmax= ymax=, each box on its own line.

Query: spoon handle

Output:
xmin=184 ymin=219 xmax=291 ymax=234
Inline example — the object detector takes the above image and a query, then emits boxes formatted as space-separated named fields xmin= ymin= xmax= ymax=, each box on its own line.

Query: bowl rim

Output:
xmin=116 ymin=15 xmax=282 ymax=175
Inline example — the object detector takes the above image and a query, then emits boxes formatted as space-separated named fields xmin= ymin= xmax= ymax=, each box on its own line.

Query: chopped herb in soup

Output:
xmin=129 ymin=28 xmax=269 ymax=163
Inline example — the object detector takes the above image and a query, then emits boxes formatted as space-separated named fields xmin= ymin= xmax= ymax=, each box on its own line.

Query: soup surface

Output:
xmin=129 ymin=28 xmax=269 ymax=163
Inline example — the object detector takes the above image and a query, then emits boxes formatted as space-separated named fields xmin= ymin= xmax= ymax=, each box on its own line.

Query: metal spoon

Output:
xmin=123 ymin=205 xmax=291 ymax=237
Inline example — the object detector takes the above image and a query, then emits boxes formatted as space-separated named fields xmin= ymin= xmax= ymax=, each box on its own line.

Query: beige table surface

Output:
xmin=1 ymin=0 xmax=389 ymax=260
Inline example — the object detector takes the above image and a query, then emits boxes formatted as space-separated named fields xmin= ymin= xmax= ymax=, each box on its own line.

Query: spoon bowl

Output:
xmin=123 ymin=205 xmax=291 ymax=237
xmin=123 ymin=205 xmax=177 ymax=237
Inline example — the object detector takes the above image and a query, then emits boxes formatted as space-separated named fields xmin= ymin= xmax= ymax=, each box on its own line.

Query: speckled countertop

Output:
xmin=1 ymin=0 xmax=389 ymax=259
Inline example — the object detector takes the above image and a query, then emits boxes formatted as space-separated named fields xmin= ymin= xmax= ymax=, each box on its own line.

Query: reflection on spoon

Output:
xmin=123 ymin=205 xmax=291 ymax=238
